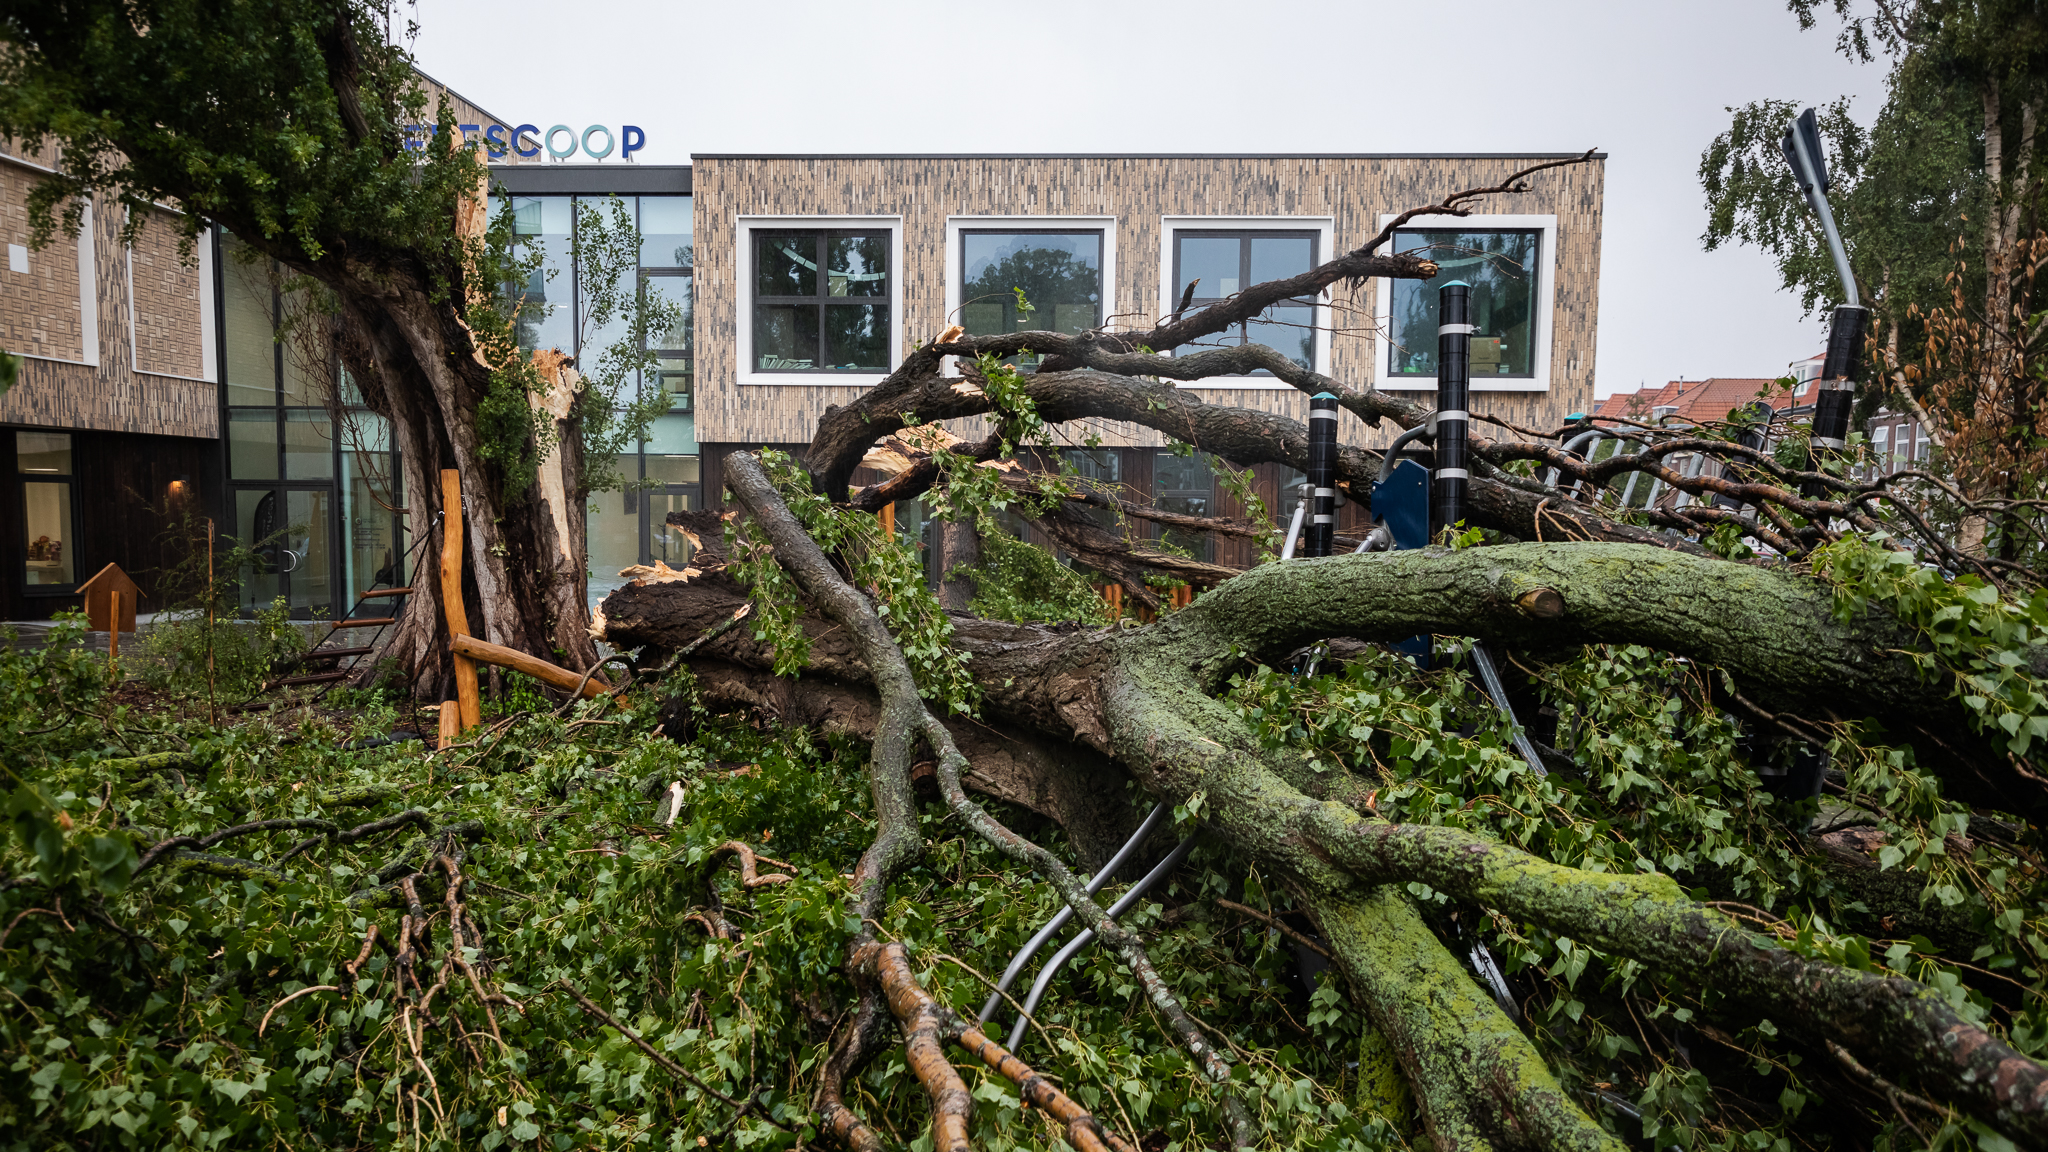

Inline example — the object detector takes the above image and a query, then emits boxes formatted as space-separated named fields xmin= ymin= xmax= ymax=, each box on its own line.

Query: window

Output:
xmin=217 ymin=229 xmax=389 ymax=618
xmin=508 ymin=196 xmax=575 ymax=355
xmin=1062 ymin=447 xmax=1124 ymax=533
xmin=1871 ymin=424 xmax=1890 ymax=470
xmin=751 ymin=229 xmax=891 ymax=373
xmin=19 ymin=430 xmax=76 ymax=589
xmin=1388 ymin=228 xmax=1541 ymax=380
xmin=1154 ymin=451 xmax=1216 ymax=562
xmin=960 ymin=230 xmax=1104 ymax=359
xmin=1171 ymin=230 xmax=1318 ymax=370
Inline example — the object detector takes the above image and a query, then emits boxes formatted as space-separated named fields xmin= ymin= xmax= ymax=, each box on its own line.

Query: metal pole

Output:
xmin=1279 ymin=483 xmax=1309 ymax=561
xmin=1783 ymin=109 xmax=1860 ymax=307
xmin=1435 ymin=282 xmax=1471 ymax=534
xmin=1305 ymin=394 xmax=1339 ymax=557
xmin=1007 ymin=834 xmax=1201 ymax=1051
xmin=978 ymin=802 xmax=1170 ymax=1023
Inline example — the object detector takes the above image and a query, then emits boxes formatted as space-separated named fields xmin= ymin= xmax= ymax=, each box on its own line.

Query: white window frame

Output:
xmin=943 ymin=215 xmax=1116 ymax=376
xmin=735 ymin=215 xmax=903 ymax=387
xmin=1374 ymin=213 xmax=1557 ymax=393
xmin=1157 ymin=216 xmax=1335 ymax=390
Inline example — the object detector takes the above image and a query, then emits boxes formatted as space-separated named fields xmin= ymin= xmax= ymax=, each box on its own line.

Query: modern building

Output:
xmin=506 ymin=152 xmax=1606 ymax=594
xmin=2 ymin=74 xmax=1610 ymax=621
xmin=0 ymin=79 xmax=504 ymax=623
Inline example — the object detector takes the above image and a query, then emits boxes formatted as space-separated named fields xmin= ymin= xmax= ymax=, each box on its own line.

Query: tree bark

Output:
xmin=604 ymin=533 xmax=2048 ymax=1145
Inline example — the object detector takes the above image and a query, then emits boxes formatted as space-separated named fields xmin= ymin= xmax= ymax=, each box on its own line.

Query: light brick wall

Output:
xmin=692 ymin=155 xmax=1604 ymax=451
xmin=0 ymin=152 xmax=87 ymax=364
xmin=0 ymin=143 xmax=216 ymax=439
xmin=129 ymin=206 xmax=206 ymax=380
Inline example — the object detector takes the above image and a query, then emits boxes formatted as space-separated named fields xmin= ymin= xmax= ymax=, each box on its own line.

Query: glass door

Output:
xmin=231 ymin=486 xmax=334 ymax=617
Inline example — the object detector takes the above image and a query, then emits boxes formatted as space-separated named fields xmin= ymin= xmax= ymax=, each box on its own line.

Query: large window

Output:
xmin=751 ymin=230 xmax=890 ymax=373
xmin=1154 ymin=451 xmax=1217 ymax=562
xmin=1171 ymin=230 xmax=1318 ymax=371
xmin=18 ymin=431 xmax=76 ymax=589
xmin=1387 ymin=228 xmax=1541 ymax=380
xmin=960 ymin=230 xmax=1103 ymax=360
xmin=512 ymin=194 xmax=699 ymax=608
xmin=219 ymin=233 xmax=354 ymax=617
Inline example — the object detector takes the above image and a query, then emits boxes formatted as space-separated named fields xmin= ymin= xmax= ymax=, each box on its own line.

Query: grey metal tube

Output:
xmin=1471 ymin=643 xmax=1546 ymax=777
xmin=1376 ymin=420 xmax=1436 ymax=484
xmin=977 ymin=801 xmax=1170 ymax=1023
xmin=1788 ymin=122 xmax=1860 ymax=306
xmin=1352 ymin=523 xmax=1393 ymax=554
xmin=1006 ymin=832 xmax=1201 ymax=1051
xmin=1278 ymin=483 xmax=1308 ymax=561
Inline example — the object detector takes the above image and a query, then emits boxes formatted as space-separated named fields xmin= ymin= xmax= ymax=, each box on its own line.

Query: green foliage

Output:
xmin=954 ymin=517 xmax=1110 ymax=625
xmin=0 ymin=2 xmax=479 ymax=269
xmin=1224 ymin=620 xmax=2044 ymax=1149
xmin=0 ymin=632 xmax=1406 ymax=1152
xmin=728 ymin=451 xmax=979 ymax=713
xmin=1814 ymin=533 xmax=2048 ymax=755
xmin=125 ymin=510 xmax=313 ymax=700
xmin=135 ymin=596 xmax=312 ymax=701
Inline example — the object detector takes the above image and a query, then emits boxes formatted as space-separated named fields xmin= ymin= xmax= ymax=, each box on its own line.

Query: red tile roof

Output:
xmin=1591 ymin=378 xmax=1786 ymax=425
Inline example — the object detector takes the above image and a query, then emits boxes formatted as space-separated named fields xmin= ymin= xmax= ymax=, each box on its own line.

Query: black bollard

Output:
xmin=1434 ymin=281 xmax=1471 ymax=534
xmin=1804 ymin=303 xmax=1866 ymax=495
xmin=1305 ymin=393 xmax=1339 ymax=557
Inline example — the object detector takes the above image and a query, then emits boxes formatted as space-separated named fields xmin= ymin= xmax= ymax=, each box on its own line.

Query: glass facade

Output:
xmin=505 ymin=193 xmax=698 ymax=607
xmin=1171 ymin=231 xmax=1318 ymax=370
xmin=218 ymin=232 xmax=402 ymax=617
xmin=1388 ymin=228 xmax=1540 ymax=379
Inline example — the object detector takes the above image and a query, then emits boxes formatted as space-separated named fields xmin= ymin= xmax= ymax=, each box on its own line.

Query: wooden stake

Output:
xmin=437 ymin=702 xmax=460 ymax=750
xmin=879 ymin=501 xmax=895 ymax=539
xmin=108 ymin=589 xmax=121 ymax=669
xmin=206 ymin=518 xmax=216 ymax=724
xmin=440 ymin=469 xmax=483 ymax=733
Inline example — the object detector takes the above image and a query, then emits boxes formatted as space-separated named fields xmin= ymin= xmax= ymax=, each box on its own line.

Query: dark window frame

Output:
xmin=1169 ymin=229 xmax=1322 ymax=373
xmin=16 ymin=430 xmax=81 ymax=596
xmin=1385 ymin=226 xmax=1544 ymax=382
xmin=957 ymin=227 xmax=1106 ymax=338
xmin=749 ymin=228 xmax=892 ymax=375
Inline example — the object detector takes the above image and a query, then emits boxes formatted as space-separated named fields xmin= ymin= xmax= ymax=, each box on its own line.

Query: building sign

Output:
xmin=403 ymin=123 xmax=647 ymax=161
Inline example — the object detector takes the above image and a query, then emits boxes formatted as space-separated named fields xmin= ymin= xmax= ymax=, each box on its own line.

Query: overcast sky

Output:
xmin=411 ymin=0 xmax=1890 ymax=399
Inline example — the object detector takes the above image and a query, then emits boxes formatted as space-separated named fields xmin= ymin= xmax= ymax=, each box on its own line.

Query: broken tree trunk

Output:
xmin=598 ymin=536 xmax=2048 ymax=1143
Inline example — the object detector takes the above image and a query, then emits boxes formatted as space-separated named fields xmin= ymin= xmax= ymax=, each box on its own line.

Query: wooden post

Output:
xmin=206 ymin=519 xmax=216 ymax=723
xmin=440 ymin=469 xmax=483 ymax=733
xmin=108 ymin=589 xmax=121 ymax=668
xmin=879 ymin=501 xmax=895 ymax=539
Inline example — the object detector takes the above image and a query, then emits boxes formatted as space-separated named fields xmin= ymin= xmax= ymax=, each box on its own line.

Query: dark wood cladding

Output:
xmin=2 ymin=428 xmax=219 ymax=622
xmin=694 ymin=155 xmax=1604 ymax=450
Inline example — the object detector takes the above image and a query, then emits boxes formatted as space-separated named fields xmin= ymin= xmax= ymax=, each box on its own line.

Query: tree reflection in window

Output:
xmin=1388 ymin=229 xmax=1539 ymax=378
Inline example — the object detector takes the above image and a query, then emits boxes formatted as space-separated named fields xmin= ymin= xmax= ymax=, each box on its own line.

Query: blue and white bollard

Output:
xmin=1434 ymin=281 xmax=1471 ymax=534
xmin=1305 ymin=393 xmax=1340 ymax=557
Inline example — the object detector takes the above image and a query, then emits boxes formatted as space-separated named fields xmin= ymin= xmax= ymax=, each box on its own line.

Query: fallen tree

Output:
xmin=583 ymin=173 xmax=2048 ymax=1143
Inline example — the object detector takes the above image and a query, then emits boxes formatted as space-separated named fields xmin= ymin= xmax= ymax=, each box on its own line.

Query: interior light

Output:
xmin=25 ymin=467 xmax=59 ymax=472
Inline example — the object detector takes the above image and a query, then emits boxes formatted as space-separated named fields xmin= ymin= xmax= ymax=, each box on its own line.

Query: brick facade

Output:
xmin=690 ymin=154 xmax=1604 ymax=452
